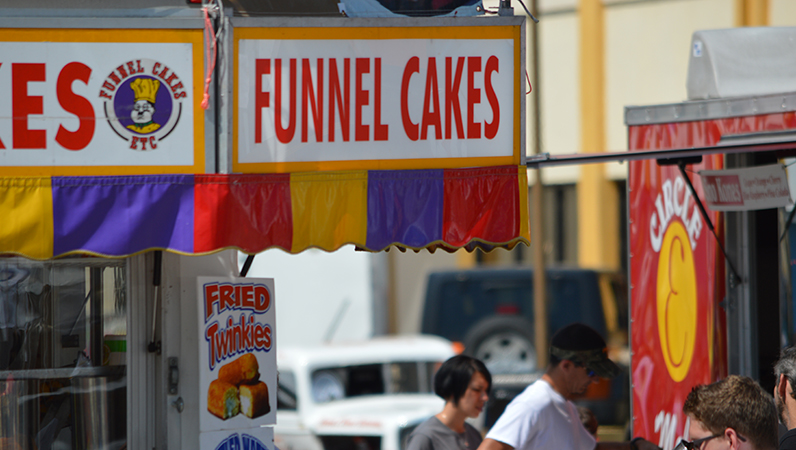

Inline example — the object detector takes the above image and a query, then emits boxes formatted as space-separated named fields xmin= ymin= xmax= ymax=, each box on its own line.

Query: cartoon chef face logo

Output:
xmin=126 ymin=78 xmax=163 ymax=133
xmin=100 ymin=59 xmax=186 ymax=151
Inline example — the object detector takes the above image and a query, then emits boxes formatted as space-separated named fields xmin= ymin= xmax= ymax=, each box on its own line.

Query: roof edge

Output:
xmin=625 ymin=91 xmax=796 ymax=126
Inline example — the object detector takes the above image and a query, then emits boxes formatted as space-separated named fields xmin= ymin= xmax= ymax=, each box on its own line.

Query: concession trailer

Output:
xmin=0 ymin=6 xmax=528 ymax=450
xmin=625 ymin=27 xmax=796 ymax=450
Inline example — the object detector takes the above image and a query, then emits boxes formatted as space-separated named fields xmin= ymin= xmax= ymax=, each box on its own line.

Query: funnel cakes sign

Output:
xmin=197 ymin=276 xmax=276 ymax=436
xmin=233 ymin=21 xmax=524 ymax=173
xmin=0 ymin=29 xmax=204 ymax=175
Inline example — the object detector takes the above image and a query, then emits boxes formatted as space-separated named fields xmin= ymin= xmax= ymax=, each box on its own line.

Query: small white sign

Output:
xmin=198 ymin=277 xmax=277 ymax=433
xmin=693 ymin=40 xmax=703 ymax=58
xmin=699 ymin=164 xmax=792 ymax=211
xmin=199 ymin=426 xmax=275 ymax=450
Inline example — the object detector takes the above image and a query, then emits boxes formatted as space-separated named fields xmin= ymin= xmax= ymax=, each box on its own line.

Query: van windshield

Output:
xmin=310 ymin=361 xmax=436 ymax=403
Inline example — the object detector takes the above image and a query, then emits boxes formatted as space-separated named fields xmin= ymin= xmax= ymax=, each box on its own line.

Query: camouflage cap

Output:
xmin=550 ymin=345 xmax=621 ymax=379
xmin=549 ymin=323 xmax=621 ymax=379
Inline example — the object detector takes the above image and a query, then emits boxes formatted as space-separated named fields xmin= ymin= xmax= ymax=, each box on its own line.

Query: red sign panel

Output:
xmin=701 ymin=174 xmax=743 ymax=207
xmin=629 ymin=122 xmax=728 ymax=450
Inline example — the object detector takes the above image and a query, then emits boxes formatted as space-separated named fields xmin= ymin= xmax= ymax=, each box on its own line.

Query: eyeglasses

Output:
xmin=674 ymin=432 xmax=747 ymax=450
xmin=573 ymin=361 xmax=596 ymax=378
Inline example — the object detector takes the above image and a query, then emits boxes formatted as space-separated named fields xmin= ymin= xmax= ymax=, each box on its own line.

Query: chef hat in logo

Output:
xmin=130 ymin=77 xmax=161 ymax=104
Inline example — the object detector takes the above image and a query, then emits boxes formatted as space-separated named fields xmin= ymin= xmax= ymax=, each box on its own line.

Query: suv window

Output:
xmin=388 ymin=362 xmax=420 ymax=394
xmin=347 ymin=364 xmax=384 ymax=396
xmin=433 ymin=278 xmax=531 ymax=342
xmin=422 ymin=269 xmax=608 ymax=343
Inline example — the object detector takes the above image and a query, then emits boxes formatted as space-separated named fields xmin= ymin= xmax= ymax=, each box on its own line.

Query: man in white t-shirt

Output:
xmin=478 ymin=323 xmax=660 ymax=450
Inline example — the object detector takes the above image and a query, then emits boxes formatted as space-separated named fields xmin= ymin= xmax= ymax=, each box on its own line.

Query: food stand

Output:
xmin=0 ymin=8 xmax=528 ymax=449
xmin=625 ymin=27 xmax=796 ymax=450
xmin=522 ymin=25 xmax=796 ymax=450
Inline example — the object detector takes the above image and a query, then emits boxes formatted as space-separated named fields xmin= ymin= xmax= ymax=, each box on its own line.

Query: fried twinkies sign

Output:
xmin=234 ymin=21 xmax=523 ymax=173
xmin=198 ymin=277 xmax=276 ymax=433
xmin=0 ymin=29 xmax=204 ymax=175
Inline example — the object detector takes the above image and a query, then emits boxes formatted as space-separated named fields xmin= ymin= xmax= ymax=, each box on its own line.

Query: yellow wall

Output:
xmin=538 ymin=12 xmax=581 ymax=185
xmin=576 ymin=0 xmax=620 ymax=270
xmin=771 ymin=0 xmax=796 ymax=25
xmin=604 ymin=0 xmax=734 ymax=179
xmin=577 ymin=0 xmax=739 ymax=269
xmin=736 ymin=0 xmax=768 ymax=26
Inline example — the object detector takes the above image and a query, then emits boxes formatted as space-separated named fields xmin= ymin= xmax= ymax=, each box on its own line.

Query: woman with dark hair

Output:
xmin=406 ymin=355 xmax=492 ymax=450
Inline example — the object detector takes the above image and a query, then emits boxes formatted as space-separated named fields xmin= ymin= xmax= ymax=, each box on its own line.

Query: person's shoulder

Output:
xmin=463 ymin=422 xmax=484 ymax=446
xmin=406 ymin=420 xmax=438 ymax=450
xmin=411 ymin=417 xmax=441 ymax=436
xmin=497 ymin=383 xmax=552 ymax=421
xmin=518 ymin=379 xmax=545 ymax=394
xmin=780 ymin=428 xmax=796 ymax=449
xmin=463 ymin=421 xmax=482 ymax=436
xmin=515 ymin=380 xmax=557 ymax=404
xmin=406 ymin=433 xmax=434 ymax=450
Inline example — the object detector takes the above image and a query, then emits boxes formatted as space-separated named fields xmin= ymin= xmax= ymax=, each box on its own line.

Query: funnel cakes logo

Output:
xmin=99 ymin=59 xmax=186 ymax=151
xmin=649 ymin=176 xmax=703 ymax=382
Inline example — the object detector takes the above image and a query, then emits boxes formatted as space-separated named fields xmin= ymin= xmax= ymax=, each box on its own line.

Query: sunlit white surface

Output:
xmin=239 ymin=246 xmax=372 ymax=346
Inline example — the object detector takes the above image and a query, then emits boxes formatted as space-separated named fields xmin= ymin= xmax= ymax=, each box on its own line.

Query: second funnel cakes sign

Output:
xmin=233 ymin=23 xmax=522 ymax=173
xmin=198 ymin=277 xmax=276 ymax=431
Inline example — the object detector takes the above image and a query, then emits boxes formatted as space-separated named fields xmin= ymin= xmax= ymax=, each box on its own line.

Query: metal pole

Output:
xmin=528 ymin=0 xmax=548 ymax=370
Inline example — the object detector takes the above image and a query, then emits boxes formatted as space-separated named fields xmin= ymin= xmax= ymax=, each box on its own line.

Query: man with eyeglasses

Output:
xmin=477 ymin=323 xmax=660 ymax=450
xmin=774 ymin=346 xmax=796 ymax=449
xmin=678 ymin=375 xmax=777 ymax=450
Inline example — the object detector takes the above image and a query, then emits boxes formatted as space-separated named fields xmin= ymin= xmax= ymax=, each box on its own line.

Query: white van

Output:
xmin=274 ymin=335 xmax=455 ymax=450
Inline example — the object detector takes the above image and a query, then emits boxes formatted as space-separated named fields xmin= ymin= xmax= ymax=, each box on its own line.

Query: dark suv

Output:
xmin=420 ymin=267 xmax=629 ymax=428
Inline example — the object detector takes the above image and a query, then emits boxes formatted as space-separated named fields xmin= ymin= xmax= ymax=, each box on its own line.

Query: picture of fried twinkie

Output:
xmin=207 ymin=379 xmax=240 ymax=419
xmin=240 ymin=381 xmax=270 ymax=418
xmin=218 ymin=353 xmax=260 ymax=386
xmin=208 ymin=353 xmax=269 ymax=420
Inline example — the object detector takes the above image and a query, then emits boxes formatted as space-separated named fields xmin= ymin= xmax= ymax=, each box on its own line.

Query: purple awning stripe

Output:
xmin=366 ymin=169 xmax=444 ymax=251
xmin=52 ymin=175 xmax=195 ymax=256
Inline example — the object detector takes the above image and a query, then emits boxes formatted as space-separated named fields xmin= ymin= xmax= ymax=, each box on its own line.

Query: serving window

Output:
xmin=0 ymin=257 xmax=128 ymax=450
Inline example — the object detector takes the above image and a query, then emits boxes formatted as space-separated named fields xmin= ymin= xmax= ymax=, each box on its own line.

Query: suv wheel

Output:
xmin=463 ymin=316 xmax=537 ymax=375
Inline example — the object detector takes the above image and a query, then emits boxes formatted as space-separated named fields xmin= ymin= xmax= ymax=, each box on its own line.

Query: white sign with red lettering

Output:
xmin=198 ymin=276 xmax=276 ymax=433
xmin=235 ymin=25 xmax=521 ymax=173
xmin=699 ymin=164 xmax=792 ymax=211
xmin=0 ymin=31 xmax=203 ymax=175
